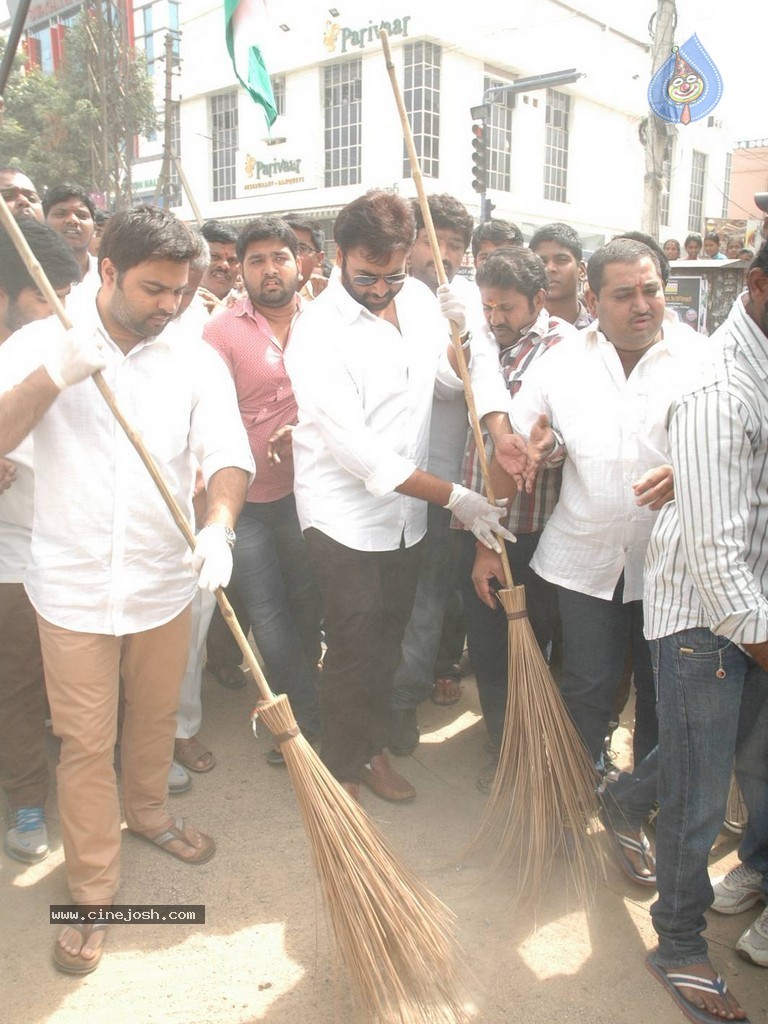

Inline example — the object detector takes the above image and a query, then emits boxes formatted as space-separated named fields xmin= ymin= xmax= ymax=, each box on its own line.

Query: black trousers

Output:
xmin=304 ymin=527 xmax=422 ymax=781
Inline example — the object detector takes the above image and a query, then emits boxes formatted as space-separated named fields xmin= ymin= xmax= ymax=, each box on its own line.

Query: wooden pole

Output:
xmin=379 ymin=30 xmax=514 ymax=587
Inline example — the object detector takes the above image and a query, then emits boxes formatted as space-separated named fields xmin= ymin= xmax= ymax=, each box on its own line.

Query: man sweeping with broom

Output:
xmin=285 ymin=189 xmax=514 ymax=803
xmin=0 ymin=205 xmax=253 ymax=973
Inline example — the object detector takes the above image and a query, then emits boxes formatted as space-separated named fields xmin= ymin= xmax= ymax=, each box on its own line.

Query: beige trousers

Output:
xmin=37 ymin=606 xmax=192 ymax=904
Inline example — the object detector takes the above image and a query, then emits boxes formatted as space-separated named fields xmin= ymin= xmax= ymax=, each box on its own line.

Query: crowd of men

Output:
xmin=0 ymin=164 xmax=767 ymax=1024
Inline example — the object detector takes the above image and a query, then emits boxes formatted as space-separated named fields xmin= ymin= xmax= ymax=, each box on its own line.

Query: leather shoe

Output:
xmin=359 ymin=753 xmax=415 ymax=802
xmin=388 ymin=708 xmax=420 ymax=756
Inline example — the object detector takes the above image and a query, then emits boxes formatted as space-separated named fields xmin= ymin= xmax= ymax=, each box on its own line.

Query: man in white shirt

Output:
xmin=0 ymin=205 xmax=253 ymax=974
xmin=643 ymin=247 xmax=768 ymax=1023
xmin=502 ymin=238 xmax=707 ymax=885
xmin=0 ymin=220 xmax=80 ymax=865
xmin=285 ymin=190 xmax=512 ymax=803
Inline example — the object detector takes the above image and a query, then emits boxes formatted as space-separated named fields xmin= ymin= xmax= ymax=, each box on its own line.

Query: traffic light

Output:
xmin=471 ymin=121 xmax=487 ymax=194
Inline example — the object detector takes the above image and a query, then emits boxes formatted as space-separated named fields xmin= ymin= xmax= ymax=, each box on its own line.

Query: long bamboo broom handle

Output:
xmin=379 ymin=31 xmax=514 ymax=589
xmin=0 ymin=195 xmax=275 ymax=705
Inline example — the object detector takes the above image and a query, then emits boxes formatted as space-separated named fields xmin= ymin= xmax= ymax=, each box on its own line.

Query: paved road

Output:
xmin=2 ymin=667 xmax=765 ymax=1024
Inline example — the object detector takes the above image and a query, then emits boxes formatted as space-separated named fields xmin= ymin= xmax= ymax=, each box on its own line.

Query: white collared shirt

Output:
xmin=512 ymin=319 xmax=710 ymax=602
xmin=0 ymin=303 xmax=253 ymax=634
xmin=645 ymin=294 xmax=768 ymax=642
xmin=284 ymin=277 xmax=464 ymax=551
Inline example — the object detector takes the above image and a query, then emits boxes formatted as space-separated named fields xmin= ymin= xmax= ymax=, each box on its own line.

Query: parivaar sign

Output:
xmin=323 ymin=14 xmax=411 ymax=53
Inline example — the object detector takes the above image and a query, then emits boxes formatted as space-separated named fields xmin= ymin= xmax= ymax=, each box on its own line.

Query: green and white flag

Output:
xmin=224 ymin=0 xmax=277 ymax=126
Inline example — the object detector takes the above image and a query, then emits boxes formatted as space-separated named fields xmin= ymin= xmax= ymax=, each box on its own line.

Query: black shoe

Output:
xmin=388 ymin=708 xmax=420 ymax=757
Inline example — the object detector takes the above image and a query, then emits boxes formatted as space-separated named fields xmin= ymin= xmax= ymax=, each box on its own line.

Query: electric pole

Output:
xmin=154 ymin=33 xmax=175 ymax=209
xmin=642 ymin=0 xmax=677 ymax=238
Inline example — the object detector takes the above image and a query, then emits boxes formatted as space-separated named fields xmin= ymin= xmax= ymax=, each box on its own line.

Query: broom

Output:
xmin=0 ymin=195 xmax=470 ymax=1024
xmin=380 ymin=30 xmax=599 ymax=902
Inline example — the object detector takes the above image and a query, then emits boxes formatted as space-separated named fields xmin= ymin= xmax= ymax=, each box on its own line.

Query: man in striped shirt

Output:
xmin=643 ymin=244 xmax=768 ymax=1023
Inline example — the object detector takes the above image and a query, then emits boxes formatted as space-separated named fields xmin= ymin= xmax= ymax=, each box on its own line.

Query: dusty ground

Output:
xmin=2 ymin=668 xmax=766 ymax=1024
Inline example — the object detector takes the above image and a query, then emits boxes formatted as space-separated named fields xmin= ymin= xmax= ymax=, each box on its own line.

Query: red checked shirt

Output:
xmin=204 ymin=296 xmax=301 ymax=504
xmin=459 ymin=308 xmax=578 ymax=534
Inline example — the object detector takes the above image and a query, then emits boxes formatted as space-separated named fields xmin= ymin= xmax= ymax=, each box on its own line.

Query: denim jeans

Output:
xmin=231 ymin=495 xmax=321 ymax=734
xmin=390 ymin=503 xmax=463 ymax=712
xmin=557 ymin=575 xmax=657 ymax=768
xmin=650 ymin=627 xmax=768 ymax=967
xmin=462 ymin=530 xmax=558 ymax=751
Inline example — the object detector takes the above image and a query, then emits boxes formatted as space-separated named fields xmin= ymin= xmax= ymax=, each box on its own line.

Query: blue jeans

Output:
xmin=232 ymin=495 xmax=321 ymax=735
xmin=650 ymin=628 xmax=768 ymax=967
xmin=390 ymin=504 xmax=463 ymax=712
xmin=557 ymin=576 xmax=657 ymax=767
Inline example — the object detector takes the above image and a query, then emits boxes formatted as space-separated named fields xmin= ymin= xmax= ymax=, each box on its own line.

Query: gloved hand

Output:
xmin=43 ymin=328 xmax=106 ymax=390
xmin=436 ymin=282 xmax=467 ymax=337
xmin=445 ymin=483 xmax=516 ymax=553
xmin=189 ymin=524 xmax=233 ymax=591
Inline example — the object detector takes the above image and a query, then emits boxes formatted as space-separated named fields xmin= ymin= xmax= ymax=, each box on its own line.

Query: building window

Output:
xmin=721 ymin=151 xmax=732 ymax=219
xmin=210 ymin=92 xmax=238 ymax=202
xmin=324 ymin=59 xmax=362 ymax=188
xmin=660 ymin=139 xmax=673 ymax=228
xmin=484 ymin=76 xmax=513 ymax=192
xmin=142 ymin=6 xmax=155 ymax=69
xmin=688 ymin=150 xmax=707 ymax=233
xmin=544 ymin=89 xmax=570 ymax=203
xmin=403 ymin=42 xmax=441 ymax=179
xmin=271 ymin=76 xmax=286 ymax=117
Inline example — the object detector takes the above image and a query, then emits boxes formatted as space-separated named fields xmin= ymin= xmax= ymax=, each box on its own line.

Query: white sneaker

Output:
xmin=5 ymin=807 xmax=49 ymax=863
xmin=736 ymin=905 xmax=768 ymax=967
xmin=711 ymin=863 xmax=765 ymax=915
xmin=168 ymin=760 xmax=191 ymax=795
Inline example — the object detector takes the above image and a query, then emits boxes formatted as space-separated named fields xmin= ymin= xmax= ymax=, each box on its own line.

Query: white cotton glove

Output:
xmin=189 ymin=524 xmax=233 ymax=592
xmin=436 ymin=282 xmax=467 ymax=337
xmin=43 ymin=328 xmax=106 ymax=390
xmin=445 ymin=484 xmax=516 ymax=553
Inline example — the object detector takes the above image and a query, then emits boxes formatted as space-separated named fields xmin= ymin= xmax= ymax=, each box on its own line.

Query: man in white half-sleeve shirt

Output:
xmin=285 ymin=190 xmax=513 ymax=804
xmin=0 ymin=205 xmax=253 ymax=976
xmin=499 ymin=238 xmax=709 ymax=887
xmin=643 ymin=243 xmax=768 ymax=1024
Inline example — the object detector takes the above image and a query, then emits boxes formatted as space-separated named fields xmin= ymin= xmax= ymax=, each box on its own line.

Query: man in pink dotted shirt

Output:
xmin=204 ymin=219 xmax=321 ymax=760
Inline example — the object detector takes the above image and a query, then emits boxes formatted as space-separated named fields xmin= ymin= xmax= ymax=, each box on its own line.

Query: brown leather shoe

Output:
xmin=359 ymin=753 xmax=415 ymax=802
xmin=341 ymin=781 xmax=361 ymax=803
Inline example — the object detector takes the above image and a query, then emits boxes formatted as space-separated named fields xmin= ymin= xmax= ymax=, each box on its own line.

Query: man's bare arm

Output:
xmin=0 ymin=368 xmax=60 ymax=455
xmin=203 ymin=466 xmax=249 ymax=529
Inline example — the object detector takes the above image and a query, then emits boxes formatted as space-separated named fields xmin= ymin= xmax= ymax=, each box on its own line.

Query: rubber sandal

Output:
xmin=128 ymin=816 xmax=216 ymax=865
xmin=646 ymin=954 xmax=751 ymax=1024
xmin=174 ymin=736 xmax=216 ymax=773
xmin=431 ymin=677 xmax=462 ymax=706
xmin=53 ymin=922 xmax=108 ymax=975
xmin=600 ymin=810 xmax=656 ymax=887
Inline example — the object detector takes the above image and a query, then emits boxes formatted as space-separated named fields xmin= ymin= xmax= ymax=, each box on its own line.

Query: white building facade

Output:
xmin=13 ymin=0 xmax=732 ymax=250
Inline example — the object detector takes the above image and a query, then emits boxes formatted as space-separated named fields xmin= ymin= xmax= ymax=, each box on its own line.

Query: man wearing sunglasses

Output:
xmin=285 ymin=190 xmax=513 ymax=804
xmin=0 ymin=168 xmax=44 ymax=223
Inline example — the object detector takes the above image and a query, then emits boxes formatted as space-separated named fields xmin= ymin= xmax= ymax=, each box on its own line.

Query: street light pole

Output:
xmin=471 ymin=68 xmax=582 ymax=223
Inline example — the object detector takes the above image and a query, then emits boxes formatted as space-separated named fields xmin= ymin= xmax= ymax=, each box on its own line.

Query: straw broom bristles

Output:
xmin=257 ymin=695 xmax=470 ymax=1024
xmin=0 ymin=196 xmax=471 ymax=1024
xmin=462 ymin=586 xmax=601 ymax=904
